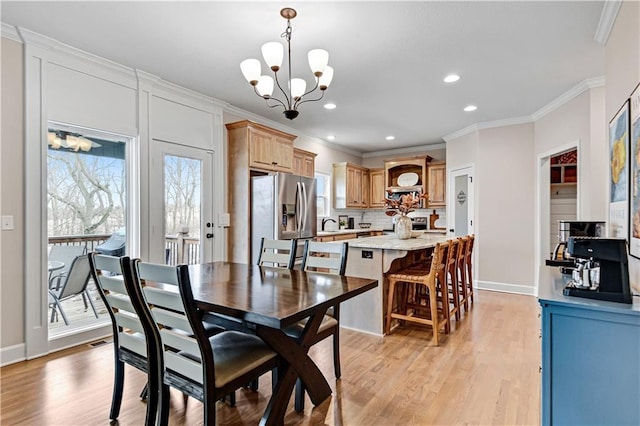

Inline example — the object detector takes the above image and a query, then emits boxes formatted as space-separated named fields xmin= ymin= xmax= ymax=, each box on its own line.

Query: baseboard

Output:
xmin=0 ymin=343 xmax=26 ymax=367
xmin=476 ymin=280 xmax=536 ymax=296
xmin=340 ymin=324 xmax=384 ymax=338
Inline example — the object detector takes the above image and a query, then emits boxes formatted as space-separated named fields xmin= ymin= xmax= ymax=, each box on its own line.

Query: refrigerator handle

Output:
xmin=301 ymin=182 xmax=308 ymax=232
xmin=296 ymin=182 xmax=303 ymax=231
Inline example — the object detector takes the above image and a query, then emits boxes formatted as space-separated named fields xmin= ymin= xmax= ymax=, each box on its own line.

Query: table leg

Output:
xmin=256 ymin=313 xmax=332 ymax=425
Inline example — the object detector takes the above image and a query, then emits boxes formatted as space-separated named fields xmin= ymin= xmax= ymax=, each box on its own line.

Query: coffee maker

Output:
xmin=552 ymin=220 xmax=606 ymax=260
xmin=563 ymin=237 xmax=632 ymax=304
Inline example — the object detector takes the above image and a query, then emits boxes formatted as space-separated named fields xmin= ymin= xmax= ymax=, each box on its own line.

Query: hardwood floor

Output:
xmin=1 ymin=290 xmax=541 ymax=425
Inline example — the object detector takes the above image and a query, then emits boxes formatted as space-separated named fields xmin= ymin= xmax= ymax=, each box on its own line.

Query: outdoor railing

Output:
xmin=48 ymin=234 xmax=200 ymax=265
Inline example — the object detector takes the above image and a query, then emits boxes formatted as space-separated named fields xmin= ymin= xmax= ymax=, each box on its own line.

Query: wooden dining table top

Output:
xmin=185 ymin=261 xmax=378 ymax=329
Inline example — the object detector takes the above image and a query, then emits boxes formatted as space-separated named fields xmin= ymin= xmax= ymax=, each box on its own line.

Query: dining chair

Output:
xmin=48 ymin=254 xmax=98 ymax=325
xmin=257 ymin=237 xmax=297 ymax=269
xmin=385 ymin=241 xmax=450 ymax=345
xmin=288 ymin=240 xmax=348 ymax=411
xmin=445 ymin=238 xmax=461 ymax=323
xmin=129 ymin=260 xmax=280 ymax=425
xmin=88 ymin=253 xmax=158 ymax=425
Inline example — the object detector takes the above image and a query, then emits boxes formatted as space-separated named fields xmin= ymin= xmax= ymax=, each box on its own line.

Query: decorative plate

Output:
xmin=397 ymin=172 xmax=419 ymax=187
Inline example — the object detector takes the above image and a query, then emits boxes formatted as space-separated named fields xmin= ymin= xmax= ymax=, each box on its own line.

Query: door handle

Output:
xmin=206 ymin=233 xmax=214 ymax=239
xmin=449 ymin=229 xmax=454 ymax=232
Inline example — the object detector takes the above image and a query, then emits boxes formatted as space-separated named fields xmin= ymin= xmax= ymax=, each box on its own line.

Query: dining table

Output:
xmin=186 ymin=261 xmax=378 ymax=426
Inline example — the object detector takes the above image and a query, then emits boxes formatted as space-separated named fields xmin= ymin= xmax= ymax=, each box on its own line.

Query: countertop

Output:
xmin=340 ymin=233 xmax=450 ymax=250
xmin=316 ymin=228 xmax=384 ymax=236
xmin=538 ymin=266 xmax=640 ymax=314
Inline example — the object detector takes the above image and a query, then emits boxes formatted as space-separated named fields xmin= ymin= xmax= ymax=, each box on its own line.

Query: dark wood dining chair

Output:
xmin=128 ymin=260 xmax=280 ymax=425
xmin=257 ymin=237 xmax=297 ymax=269
xmin=88 ymin=253 xmax=158 ymax=425
xmin=287 ymin=240 xmax=348 ymax=411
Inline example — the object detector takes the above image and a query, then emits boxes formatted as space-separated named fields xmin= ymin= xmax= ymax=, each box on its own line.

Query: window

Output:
xmin=315 ymin=172 xmax=331 ymax=217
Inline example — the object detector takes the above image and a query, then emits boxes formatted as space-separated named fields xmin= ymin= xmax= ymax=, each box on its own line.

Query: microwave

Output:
xmin=386 ymin=186 xmax=425 ymax=208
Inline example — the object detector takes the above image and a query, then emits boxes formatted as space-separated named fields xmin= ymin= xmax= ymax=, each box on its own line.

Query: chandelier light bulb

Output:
xmin=240 ymin=59 xmax=261 ymax=85
xmin=256 ymin=75 xmax=274 ymax=97
xmin=308 ymin=49 xmax=329 ymax=76
xmin=318 ymin=66 xmax=334 ymax=90
xmin=261 ymin=42 xmax=284 ymax=71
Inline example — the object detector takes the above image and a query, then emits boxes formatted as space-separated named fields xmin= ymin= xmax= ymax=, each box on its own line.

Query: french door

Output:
xmin=149 ymin=141 xmax=215 ymax=264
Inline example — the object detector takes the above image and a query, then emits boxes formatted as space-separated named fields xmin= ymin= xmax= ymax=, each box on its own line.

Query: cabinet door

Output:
xmin=302 ymin=155 xmax=315 ymax=178
xmin=346 ymin=166 xmax=361 ymax=207
xmin=369 ymin=169 xmax=385 ymax=208
xmin=362 ymin=170 xmax=370 ymax=207
xmin=427 ymin=163 xmax=446 ymax=206
xmin=271 ymin=136 xmax=293 ymax=172
xmin=248 ymin=128 xmax=275 ymax=169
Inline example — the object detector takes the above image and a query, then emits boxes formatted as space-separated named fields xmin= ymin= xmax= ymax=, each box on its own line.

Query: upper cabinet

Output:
xmin=384 ymin=156 xmax=429 ymax=191
xmin=227 ymin=120 xmax=296 ymax=173
xmin=427 ymin=162 xmax=446 ymax=207
xmin=368 ymin=168 xmax=386 ymax=208
xmin=333 ymin=162 xmax=369 ymax=209
xmin=293 ymin=148 xmax=317 ymax=178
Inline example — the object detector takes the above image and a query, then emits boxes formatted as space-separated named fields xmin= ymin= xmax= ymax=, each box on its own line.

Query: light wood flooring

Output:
xmin=1 ymin=290 xmax=541 ymax=425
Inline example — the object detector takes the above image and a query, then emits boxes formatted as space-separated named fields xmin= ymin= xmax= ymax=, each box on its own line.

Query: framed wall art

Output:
xmin=609 ymin=99 xmax=630 ymax=239
xmin=628 ymin=84 xmax=640 ymax=257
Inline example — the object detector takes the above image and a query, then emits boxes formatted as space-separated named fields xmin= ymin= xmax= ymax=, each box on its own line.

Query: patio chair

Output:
xmin=48 ymin=244 xmax=87 ymax=289
xmin=48 ymin=254 xmax=98 ymax=325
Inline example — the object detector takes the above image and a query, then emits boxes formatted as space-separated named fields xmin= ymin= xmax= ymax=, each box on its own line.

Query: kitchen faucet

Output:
xmin=321 ymin=218 xmax=337 ymax=231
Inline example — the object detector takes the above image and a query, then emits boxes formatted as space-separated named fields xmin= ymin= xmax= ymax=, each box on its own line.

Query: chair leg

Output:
xmin=249 ymin=378 xmax=259 ymax=391
xmin=110 ymin=359 xmax=125 ymax=420
xmin=159 ymin=384 xmax=170 ymax=426
xmin=84 ymin=290 xmax=99 ymax=318
xmin=271 ymin=368 xmax=278 ymax=392
xmin=385 ymin=278 xmax=397 ymax=334
xmin=428 ymin=284 xmax=439 ymax=346
xmin=294 ymin=377 xmax=305 ymax=412
xmin=55 ymin=300 xmax=69 ymax=325
xmin=50 ymin=305 xmax=57 ymax=323
xmin=139 ymin=383 xmax=148 ymax=400
xmin=333 ymin=328 xmax=341 ymax=379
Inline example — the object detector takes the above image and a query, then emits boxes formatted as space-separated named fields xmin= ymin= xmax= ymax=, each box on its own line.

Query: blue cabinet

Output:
xmin=538 ymin=268 xmax=640 ymax=425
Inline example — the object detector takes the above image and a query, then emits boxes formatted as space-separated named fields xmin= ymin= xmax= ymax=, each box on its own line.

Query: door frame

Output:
xmin=148 ymin=140 xmax=215 ymax=264
xmin=535 ymin=140 xmax=581 ymax=296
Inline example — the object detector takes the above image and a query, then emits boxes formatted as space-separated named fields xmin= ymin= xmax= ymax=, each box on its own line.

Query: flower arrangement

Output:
xmin=384 ymin=191 xmax=428 ymax=217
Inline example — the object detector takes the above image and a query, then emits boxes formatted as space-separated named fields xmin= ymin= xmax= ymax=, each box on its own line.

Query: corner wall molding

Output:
xmin=594 ymin=0 xmax=622 ymax=45
xmin=1 ymin=22 xmax=21 ymax=42
xmin=443 ymin=115 xmax=533 ymax=142
xmin=362 ymin=143 xmax=446 ymax=159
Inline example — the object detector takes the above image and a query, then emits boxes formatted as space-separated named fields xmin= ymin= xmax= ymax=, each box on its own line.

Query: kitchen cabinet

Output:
xmin=385 ymin=156 xmax=429 ymax=191
xmin=227 ymin=120 xmax=295 ymax=173
xmin=427 ymin=162 xmax=446 ymax=207
xmin=368 ymin=168 xmax=385 ymax=208
xmin=226 ymin=120 xmax=297 ymax=263
xmin=293 ymin=148 xmax=316 ymax=178
xmin=538 ymin=268 xmax=640 ymax=426
xmin=333 ymin=162 xmax=369 ymax=209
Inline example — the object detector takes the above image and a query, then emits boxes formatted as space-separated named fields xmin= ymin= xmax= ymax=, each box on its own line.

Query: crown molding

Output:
xmin=1 ymin=22 xmax=21 ymax=42
xmin=594 ymin=0 xmax=622 ymax=45
xmin=443 ymin=76 xmax=605 ymax=142
xmin=531 ymin=76 xmax=605 ymax=121
xmin=362 ymin=143 xmax=446 ymax=159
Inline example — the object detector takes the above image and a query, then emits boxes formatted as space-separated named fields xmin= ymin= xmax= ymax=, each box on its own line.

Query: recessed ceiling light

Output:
xmin=327 ymin=135 xmax=336 ymax=141
xmin=385 ymin=136 xmax=395 ymax=141
xmin=324 ymin=103 xmax=337 ymax=110
xmin=444 ymin=74 xmax=460 ymax=83
xmin=464 ymin=105 xmax=477 ymax=112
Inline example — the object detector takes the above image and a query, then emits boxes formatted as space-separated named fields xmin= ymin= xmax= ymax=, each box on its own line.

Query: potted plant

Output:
xmin=384 ymin=191 xmax=428 ymax=239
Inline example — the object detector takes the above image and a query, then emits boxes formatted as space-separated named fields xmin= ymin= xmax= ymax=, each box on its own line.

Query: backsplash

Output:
xmin=318 ymin=208 xmax=447 ymax=231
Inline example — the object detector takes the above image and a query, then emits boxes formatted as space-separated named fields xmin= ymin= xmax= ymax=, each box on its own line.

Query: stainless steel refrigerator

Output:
xmin=251 ymin=173 xmax=317 ymax=264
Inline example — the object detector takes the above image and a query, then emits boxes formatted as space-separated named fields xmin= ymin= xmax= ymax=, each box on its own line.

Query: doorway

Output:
xmin=45 ymin=122 xmax=132 ymax=344
xmin=449 ymin=165 xmax=475 ymax=237
xmin=149 ymin=141 xmax=215 ymax=265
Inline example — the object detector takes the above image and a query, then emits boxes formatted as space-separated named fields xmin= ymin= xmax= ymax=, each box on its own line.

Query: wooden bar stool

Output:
xmin=465 ymin=234 xmax=475 ymax=309
xmin=456 ymin=236 xmax=470 ymax=312
xmin=445 ymin=238 xmax=461 ymax=322
xmin=385 ymin=241 xmax=450 ymax=345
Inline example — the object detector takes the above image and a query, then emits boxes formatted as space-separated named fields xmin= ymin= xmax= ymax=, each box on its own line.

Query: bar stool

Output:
xmin=456 ymin=236 xmax=470 ymax=312
xmin=465 ymin=234 xmax=475 ymax=309
xmin=385 ymin=241 xmax=450 ymax=345
xmin=445 ymin=238 xmax=461 ymax=322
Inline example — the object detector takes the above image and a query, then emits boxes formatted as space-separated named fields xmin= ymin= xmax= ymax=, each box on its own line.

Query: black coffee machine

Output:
xmin=563 ymin=237 xmax=632 ymax=304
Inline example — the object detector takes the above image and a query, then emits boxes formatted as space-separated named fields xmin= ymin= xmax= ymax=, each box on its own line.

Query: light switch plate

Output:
xmin=1 ymin=215 xmax=14 ymax=230
xmin=219 ymin=213 xmax=230 ymax=227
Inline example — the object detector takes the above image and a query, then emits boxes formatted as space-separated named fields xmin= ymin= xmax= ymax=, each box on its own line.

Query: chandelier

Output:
xmin=47 ymin=130 xmax=100 ymax=152
xmin=240 ymin=7 xmax=334 ymax=120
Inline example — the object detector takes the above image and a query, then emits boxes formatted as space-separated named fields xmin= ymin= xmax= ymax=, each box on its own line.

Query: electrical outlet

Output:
xmin=362 ymin=250 xmax=373 ymax=259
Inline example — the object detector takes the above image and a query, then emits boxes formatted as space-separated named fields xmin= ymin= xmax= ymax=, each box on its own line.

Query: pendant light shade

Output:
xmin=261 ymin=42 xmax=284 ymax=71
xmin=318 ymin=66 xmax=334 ymax=90
xmin=256 ymin=75 xmax=274 ymax=97
xmin=290 ymin=78 xmax=306 ymax=100
xmin=308 ymin=49 xmax=329 ymax=76
xmin=240 ymin=59 xmax=261 ymax=85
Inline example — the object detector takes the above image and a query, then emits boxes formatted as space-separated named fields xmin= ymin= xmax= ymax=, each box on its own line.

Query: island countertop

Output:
xmin=340 ymin=233 xmax=450 ymax=250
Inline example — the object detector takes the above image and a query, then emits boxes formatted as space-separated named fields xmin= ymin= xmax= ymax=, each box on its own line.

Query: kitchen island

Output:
xmin=338 ymin=233 xmax=450 ymax=335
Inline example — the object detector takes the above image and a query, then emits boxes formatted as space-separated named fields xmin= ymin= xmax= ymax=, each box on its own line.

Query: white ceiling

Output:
xmin=1 ymin=1 xmax=606 ymax=154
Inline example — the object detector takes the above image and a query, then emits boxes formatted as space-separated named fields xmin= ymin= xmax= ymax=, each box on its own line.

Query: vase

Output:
xmin=395 ymin=215 xmax=412 ymax=240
